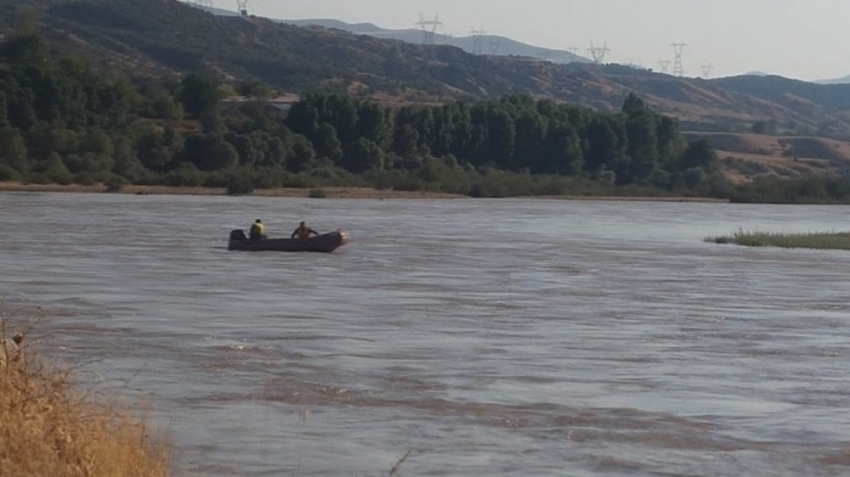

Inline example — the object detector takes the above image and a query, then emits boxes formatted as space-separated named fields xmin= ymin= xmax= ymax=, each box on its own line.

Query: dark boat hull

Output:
xmin=228 ymin=229 xmax=350 ymax=253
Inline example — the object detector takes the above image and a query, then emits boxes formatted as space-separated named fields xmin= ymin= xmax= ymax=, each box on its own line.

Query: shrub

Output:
xmin=160 ymin=164 xmax=206 ymax=187
xmin=0 ymin=164 xmax=22 ymax=182
xmin=104 ymin=174 xmax=126 ymax=192
xmin=308 ymin=187 xmax=327 ymax=198
xmin=73 ymin=172 xmax=97 ymax=186
xmin=225 ymin=172 xmax=255 ymax=195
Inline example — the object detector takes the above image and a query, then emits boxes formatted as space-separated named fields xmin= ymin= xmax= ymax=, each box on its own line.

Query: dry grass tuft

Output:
xmin=0 ymin=304 xmax=173 ymax=477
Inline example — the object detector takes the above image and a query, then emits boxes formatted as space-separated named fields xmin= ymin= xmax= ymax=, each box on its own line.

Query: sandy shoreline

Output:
xmin=0 ymin=182 xmax=728 ymax=202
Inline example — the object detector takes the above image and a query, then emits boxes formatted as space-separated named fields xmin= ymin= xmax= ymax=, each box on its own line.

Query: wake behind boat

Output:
xmin=228 ymin=229 xmax=350 ymax=253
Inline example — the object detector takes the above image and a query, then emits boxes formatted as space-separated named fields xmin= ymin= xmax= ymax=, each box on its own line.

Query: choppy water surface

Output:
xmin=2 ymin=192 xmax=850 ymax=476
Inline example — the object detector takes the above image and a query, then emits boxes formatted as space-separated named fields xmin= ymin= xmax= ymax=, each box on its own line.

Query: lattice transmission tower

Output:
xmin=469 ymin=28 xmax=486 ymax=55
xmin=587 ymin=41 xmax=610 ymax=64
xmin=700 ymin=64 xmax=713 ymax=78
xmin=670 ymin=42 xmax=687 ymax=76
xmin=416 ymin=13 xmax=443 ymax=46
xmin=236 ymin=0 xmax=248 ymax=16
xmin=658 ymin=59 xmax=670 ymax=74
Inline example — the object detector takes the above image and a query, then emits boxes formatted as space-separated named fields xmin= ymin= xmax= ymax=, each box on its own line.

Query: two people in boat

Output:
xmin=247 ymin=219 xmax=318 ymax=240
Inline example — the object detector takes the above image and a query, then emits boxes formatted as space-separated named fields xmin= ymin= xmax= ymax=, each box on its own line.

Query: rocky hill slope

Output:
xmin=4 ymin=0 xmax=850 ymax=139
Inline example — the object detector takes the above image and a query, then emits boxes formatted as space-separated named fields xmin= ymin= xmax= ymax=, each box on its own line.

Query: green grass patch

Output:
xmin=706 ymin=229 xmax=850 ymax=250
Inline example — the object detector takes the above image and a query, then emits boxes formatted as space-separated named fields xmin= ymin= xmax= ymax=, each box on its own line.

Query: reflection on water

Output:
xmin=2 ymin=192 xmax=850 ymax=476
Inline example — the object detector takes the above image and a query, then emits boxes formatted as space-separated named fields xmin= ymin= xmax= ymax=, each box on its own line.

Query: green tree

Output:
xmin=209 ymin=141 xmax=239 ymax=170
xmin=0 ymin=128 xmax=29 ymax=172
xmin=543 ymin=122 xmax=583 ymax=175
xmin=624 ymin=112 xmax=659 ymax=183
xmin=392 ymin=124 xmax=419 ymax=161
xmin=178 ymin=73 xmax=223 ymax=118
xmin=5 ymin=6 xmax=48 ymax=65
xmin=0 ymin=92 xmax=8 ymax=129
xmin=345 ymin=137 xmax=384 ymax=172
xmin=38 ymin=152 xmax=72 ymax=184
xmin=286 ymin=134 xmax=315 ymax=172
xmin=314 ymin=122 xmax=344 ymax=164
xmin=677 ymin=139 xmax=717 ymax=172
xmin=486 ymin=106 xmax=515 ymax=168
xmin=582 ymin=116 xmax=624 ymax=173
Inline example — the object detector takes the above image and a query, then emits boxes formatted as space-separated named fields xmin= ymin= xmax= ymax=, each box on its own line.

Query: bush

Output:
xmin=104 ymin=174 xmax=126 ymax=192
xmin=160 ymin=164 xmax=207 ymax=187
xmin=0 ymin=164 xmax=22 ymax=182
xmin=225 ymin=171 xmax=255 ymax=195
xmin=73 ymin=172 xmax=97 ymax=186
xmin=308 ymin=187 xmax=327 ymax=198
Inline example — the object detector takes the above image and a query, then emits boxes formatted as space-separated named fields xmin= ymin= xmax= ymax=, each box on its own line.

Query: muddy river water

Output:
xmin=2 ymin=192 xmax=850 ymax=476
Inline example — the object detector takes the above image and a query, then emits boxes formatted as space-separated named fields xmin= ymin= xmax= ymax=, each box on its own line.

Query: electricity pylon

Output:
xmin=587 ymin=41 xmax=610 ymax=64
xmin=670 ymin=42 xmax=687 ymax=76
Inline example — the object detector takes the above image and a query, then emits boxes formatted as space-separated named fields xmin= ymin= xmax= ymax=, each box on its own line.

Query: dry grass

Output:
xmin=0 ymin=305 xmax=172 ymax=477
xmin=706 ymin=229 xmax=850 ymax=250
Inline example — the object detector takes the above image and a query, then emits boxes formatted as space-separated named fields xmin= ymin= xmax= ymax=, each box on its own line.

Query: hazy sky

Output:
xmin=214 ymin=0 xmax=849 ymax=81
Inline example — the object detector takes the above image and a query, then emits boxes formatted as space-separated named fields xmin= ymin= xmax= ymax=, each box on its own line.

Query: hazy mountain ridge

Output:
xmin=5 ymin=0 xmax=850 ymax=139
xmin=193 ymin=4 xmax=589 ymax=64
xmin=815 ymin=74 xmax=850 ymax=85
xmin=279 ymin=18 xmax=589 ymax=65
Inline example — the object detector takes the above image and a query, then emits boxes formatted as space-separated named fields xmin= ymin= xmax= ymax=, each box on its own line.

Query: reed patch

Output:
xmin=706 ymin=229 xmax=850 ymax=250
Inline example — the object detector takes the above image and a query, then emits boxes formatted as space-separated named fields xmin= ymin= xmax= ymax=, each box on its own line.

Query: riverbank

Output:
xmin=527 ymin=195 xmax=729 ymax=203
xmin=0 ymin=182 xmax=732 ymax=202
xmin=706 ymin=230 xmax=850 ymax=250
xmin=1 ymin=319 xmax=172 ymax=477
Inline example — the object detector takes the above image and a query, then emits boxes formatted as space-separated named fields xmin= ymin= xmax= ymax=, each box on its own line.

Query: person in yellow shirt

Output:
xmin=248 ymin=219 xmax=266 ymax=240
xmin=291 ymin=221 xmax=318 ymax=240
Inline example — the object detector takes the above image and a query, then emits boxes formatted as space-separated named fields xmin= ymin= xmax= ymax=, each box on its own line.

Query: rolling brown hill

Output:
xmin=684 ymin=132 xmax=850 ymax=182
xmin=4 ymin=0 xmax=850 ymax=143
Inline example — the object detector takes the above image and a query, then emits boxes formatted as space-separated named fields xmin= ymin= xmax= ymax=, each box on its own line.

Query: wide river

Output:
xmin=2 ymin=192 xmax=850 ymax=476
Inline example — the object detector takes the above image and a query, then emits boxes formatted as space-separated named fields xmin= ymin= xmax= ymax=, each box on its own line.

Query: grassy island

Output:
xmin=706 ymin=230 xmax=850 ymax=250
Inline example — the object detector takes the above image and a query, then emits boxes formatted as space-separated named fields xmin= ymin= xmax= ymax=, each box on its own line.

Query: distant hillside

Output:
xmin=816 ymin=74 xmax=850 ymax=85
xmin=191 ymin=3 xmax=589 ymax=64
xmin=684 ymin=132 xmax=850 ymax=182
xmin=279 ymin=18 xmax=589 ymax=65
xmin=7 ymin=0 xmax=850 ymax=140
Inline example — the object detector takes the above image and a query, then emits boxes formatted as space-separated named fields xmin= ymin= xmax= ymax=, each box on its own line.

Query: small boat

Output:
xmin=227 ymin=229 xmax=350 ymax=253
